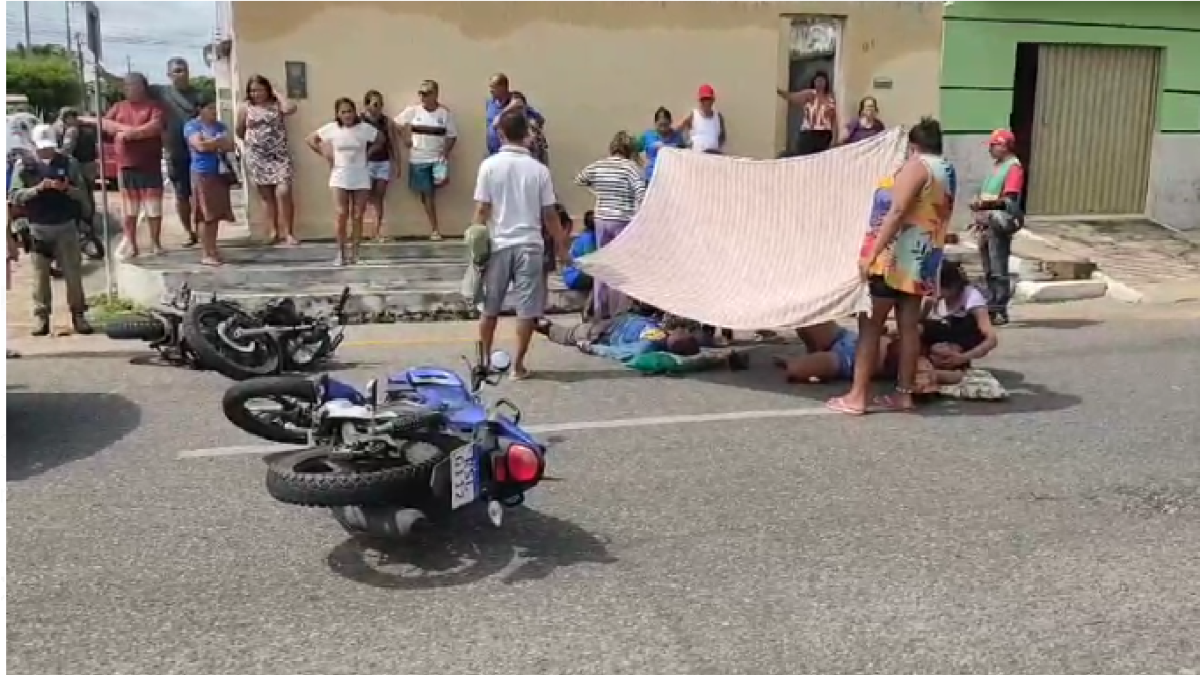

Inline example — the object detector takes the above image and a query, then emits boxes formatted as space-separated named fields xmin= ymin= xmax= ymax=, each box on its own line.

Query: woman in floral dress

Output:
xmin=236 ymin=75 xmax=299 ymax=244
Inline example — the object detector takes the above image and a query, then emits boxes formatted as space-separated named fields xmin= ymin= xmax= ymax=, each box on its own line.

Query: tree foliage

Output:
xmin=190 ymin=76 xmax=216 ymax=102
xmin=6 ymin=46 xmax=82 ymax=115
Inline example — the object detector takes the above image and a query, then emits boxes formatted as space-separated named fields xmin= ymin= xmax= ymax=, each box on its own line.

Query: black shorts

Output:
xmin=166 ymin=154 xmax=192 ymax=199
xmin=867 ymin=275 xmax=922 ymax=301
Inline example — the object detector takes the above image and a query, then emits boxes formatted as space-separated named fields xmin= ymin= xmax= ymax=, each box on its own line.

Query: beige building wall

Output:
xmin=232 ymin=1 xmax=943 ymax=240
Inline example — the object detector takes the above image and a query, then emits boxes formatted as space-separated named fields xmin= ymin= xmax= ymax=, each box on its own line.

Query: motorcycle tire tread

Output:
xmin=264 ymin=444 xmax=447 ymax=508
xmin=222 ymin=376 xmax=315 ymax=445
xmin=103 ymin=313 xmax=168 ymax=342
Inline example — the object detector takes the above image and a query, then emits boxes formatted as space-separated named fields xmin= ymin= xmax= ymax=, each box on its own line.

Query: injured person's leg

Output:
xmin=537 ymin=318 xmax=603 ymax=347
xmin=626 ymin=347 xmax=750 ymax=375
xmin=774 ymin=321 xmax=863 ymax=383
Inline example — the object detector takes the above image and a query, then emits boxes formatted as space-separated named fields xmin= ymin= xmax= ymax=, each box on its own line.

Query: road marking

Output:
xmin=177 ymin=405 xmax=837 ymax=459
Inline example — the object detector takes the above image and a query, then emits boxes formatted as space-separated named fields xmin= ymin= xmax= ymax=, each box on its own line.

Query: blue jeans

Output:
xmin=979 ymin=228 xmax=1013 ymax=313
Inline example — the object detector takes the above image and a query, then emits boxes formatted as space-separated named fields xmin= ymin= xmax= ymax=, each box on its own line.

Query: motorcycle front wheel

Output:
xmin=222 ymin=375 xmax=316 ymax=445
xmin=183 ymin=301 xmax=282 ymax=380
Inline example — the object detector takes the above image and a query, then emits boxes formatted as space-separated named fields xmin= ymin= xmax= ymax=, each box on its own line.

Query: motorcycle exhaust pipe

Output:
xmin=329 ymin=506 xmax=429 ymax=538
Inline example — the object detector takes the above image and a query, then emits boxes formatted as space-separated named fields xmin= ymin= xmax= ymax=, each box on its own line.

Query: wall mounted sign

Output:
xmin=285 ymin=61 xmax=307 ymax=100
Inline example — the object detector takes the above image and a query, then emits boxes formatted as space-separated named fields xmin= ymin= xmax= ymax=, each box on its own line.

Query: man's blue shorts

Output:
xmin=408 ymin=162 xmax=435 ymax=195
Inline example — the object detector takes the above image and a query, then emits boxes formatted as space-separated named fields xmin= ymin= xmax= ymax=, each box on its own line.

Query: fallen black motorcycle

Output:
xmin=104 ymin=284 xmax=350 ymax=380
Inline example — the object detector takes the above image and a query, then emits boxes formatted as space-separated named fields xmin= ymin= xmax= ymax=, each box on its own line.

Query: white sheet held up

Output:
xmin=577 ymin=128 xmax=906 ymax=330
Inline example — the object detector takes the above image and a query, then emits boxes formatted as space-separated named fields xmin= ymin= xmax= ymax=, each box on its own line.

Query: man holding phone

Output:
xmin=7 ymin=124 xmax=93 ymax=336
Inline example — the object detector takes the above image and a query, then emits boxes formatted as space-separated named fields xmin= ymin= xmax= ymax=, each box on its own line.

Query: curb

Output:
xmin=948 ymin=240 xmax=1107 ymax=304
xmin=1093 ymin=271 xmax=1145 ymax=304
xmin=1014 ymin=279 xmax=1108 ymax=304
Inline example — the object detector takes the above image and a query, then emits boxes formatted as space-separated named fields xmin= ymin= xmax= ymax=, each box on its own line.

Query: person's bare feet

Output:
xmin=511 ymin=364 xmax=532 ymax=381
xmin=284 ymin=235 xmax=301 ymax=246
xmin=200 ymin=256 xmax=224 ymax=267
xmin=826 ymin=394 xmax=867 ymax=416
xmin=872 ymin=392 xmax=915 ymax=412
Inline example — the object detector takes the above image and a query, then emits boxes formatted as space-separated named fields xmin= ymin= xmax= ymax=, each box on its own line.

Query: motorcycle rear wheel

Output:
xmin=265 ymin=442 xmax=448 ymax=508
xmin=183 ymin=302 xmax=281 ymax=380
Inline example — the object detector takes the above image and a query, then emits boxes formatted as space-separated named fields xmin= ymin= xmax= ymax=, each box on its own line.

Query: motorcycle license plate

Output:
xmin=449 ymin=445 xmax=478 ymax=510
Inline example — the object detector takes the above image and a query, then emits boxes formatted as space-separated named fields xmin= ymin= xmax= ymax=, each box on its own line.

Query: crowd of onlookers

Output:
xmin=8 ymin=59 xmax=1027 ymax=416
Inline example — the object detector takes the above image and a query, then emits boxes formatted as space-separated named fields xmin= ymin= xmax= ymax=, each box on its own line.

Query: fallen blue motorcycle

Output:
xmin=221 ymin=342 xmax=547 ymax=533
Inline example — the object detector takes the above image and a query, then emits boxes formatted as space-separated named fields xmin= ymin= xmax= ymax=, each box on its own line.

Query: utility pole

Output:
xmin=23 ymin=0 xmax=32 ymax=48
xmin=126 ymin=55 xmax=133 ymax=74
xmin=64 ymin=1 xmax=72 ymax=46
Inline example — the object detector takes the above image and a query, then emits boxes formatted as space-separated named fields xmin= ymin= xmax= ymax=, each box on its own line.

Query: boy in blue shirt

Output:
xmin=561 ymin=210 xmax=597 ymax=292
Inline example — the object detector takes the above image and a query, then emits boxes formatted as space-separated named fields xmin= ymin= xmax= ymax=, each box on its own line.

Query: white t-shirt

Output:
xmin=934 ymin=287 xmax=988 ymax=320
xmin=395 ymin=105 xmax=458 ymax=165
xmin=316 ymin=121 xmax=378 ymax=190
xmin=473 ymin=146 xmax=556 ymax=251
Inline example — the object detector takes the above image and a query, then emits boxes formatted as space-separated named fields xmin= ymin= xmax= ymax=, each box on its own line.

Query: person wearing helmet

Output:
xmin=7 ymin=124 xmax=93 ymax=336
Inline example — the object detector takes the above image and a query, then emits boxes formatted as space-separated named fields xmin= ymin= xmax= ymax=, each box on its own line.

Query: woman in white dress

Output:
xmin=305 ymin=97 xmax=384 ymax=265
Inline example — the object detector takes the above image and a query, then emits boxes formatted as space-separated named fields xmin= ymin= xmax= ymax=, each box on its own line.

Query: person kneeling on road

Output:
xmin=536 ymin=311 xmax=748 ymax=374
xmin=7 ymin=124 xmax=93 ymax=336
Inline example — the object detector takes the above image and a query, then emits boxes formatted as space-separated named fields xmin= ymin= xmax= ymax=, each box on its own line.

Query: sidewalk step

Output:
xmin=213 ymin=279 xmax=587 ymax=323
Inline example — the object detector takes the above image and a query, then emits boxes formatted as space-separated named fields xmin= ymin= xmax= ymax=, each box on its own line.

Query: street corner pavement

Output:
xmin=5 ymin=309 xmax=1200 ymax=675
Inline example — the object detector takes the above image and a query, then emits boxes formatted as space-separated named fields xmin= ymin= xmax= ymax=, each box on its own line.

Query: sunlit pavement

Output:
xmin=6 ymin=306 xmax=1200 ymax=675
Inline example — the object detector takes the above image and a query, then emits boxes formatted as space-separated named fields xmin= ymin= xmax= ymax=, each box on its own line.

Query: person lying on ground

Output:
xmin=775 ymin=320 xmax=976 ymax=391
xmin=535 ymin=313 xmax=748 ymax=372
xmin=918 ymin=262 xmax=998 ymax=368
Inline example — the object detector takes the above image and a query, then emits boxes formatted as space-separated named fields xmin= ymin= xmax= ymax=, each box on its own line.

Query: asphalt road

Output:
xmin=6 ymin=309 xmax=1200 ymax=675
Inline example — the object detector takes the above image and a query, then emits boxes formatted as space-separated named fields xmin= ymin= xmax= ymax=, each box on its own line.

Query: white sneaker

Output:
xmin=332 ymin=254 xmax=345 ymax=267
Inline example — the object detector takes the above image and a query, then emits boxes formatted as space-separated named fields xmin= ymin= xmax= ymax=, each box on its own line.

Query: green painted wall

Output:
xmin=940 ymin=2 xmax=1200 ymax=134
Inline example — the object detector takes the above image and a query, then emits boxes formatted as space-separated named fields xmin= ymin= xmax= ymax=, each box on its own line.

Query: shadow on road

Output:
xmin=5 ymin=391 xmax=142 ymax=481
xmin=690 ymin=347 xmax=1081 ymax=416
xmin=916 ymin=368 xmax=1081 ymax=417
xmin=326 ymin=507 xmax=617 ymax=590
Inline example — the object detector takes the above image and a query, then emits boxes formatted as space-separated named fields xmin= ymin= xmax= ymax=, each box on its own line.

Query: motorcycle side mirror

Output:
xmin=365 ymin=378 xmax=381 ymax=408
xmin=489 ymin=350 xmax=512 ymax=374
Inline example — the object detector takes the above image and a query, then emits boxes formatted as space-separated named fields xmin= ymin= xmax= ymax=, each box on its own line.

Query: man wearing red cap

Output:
xmin=969 ymin=129 xmax=1025 ymax=326
xmin=676 ymin=84 xmax=726 ymax=154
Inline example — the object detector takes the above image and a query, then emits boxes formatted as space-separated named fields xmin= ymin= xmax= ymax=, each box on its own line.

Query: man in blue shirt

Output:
xmin=486 ymin=73 xmax=545 ymax=155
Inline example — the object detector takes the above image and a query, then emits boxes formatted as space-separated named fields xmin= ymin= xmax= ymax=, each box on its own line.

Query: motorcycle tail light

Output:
xmin=505 ymin=444 xmax=542 ymax=483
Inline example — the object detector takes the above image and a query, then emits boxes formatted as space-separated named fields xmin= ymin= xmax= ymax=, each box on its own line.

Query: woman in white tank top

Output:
xmin=678 ymin=84 xmax=726 ymax=154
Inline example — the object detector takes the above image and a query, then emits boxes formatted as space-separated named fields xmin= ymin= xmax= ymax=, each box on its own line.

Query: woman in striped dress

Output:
xmin=574 ymin=131 xmax=646 ymax=319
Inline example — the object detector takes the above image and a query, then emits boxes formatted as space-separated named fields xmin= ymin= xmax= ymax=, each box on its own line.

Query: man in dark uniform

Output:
xmin=8 ymin=124 xmax=94 ymax=336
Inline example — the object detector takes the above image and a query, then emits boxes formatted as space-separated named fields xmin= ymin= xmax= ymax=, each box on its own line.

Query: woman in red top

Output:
xmin=81 ymin=73 xmax=165 ymax=258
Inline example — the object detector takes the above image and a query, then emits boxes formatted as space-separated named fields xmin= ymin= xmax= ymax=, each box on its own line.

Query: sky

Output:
xmin=6 ymin=0 xmax=218 ymax=80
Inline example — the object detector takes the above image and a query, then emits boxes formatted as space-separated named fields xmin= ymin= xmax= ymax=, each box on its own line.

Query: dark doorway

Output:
xmin=1010 ymin=42 xmax=1039 ymax=211
xmin=784 ymin=56 xmax=835 ymax=156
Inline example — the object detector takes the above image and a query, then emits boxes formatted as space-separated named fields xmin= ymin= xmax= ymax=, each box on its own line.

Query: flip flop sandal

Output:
xmin=510 ymin=370 xmax=533 ymax=382
xmin=825 ymin=396 xmax=866 ymax=416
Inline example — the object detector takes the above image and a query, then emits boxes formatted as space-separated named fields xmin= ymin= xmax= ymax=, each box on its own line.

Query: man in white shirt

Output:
xmin=473 ymin=110 xmax=568 ymax=380
xmin=395 ymin=80 xmax=458 ymax=240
